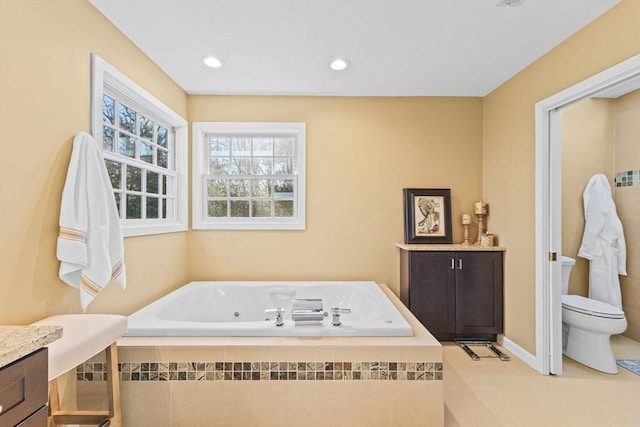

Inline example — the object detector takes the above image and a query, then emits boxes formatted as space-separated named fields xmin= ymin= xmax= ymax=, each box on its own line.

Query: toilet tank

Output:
xmin=561 ymin=256 xmax=576 ymax=295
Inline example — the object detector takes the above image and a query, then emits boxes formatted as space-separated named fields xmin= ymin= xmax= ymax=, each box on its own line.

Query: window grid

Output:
xmin=91 ymin=54 xmax=188 ymax=236
xmin=105 ymin=160 xmax=176 ymax=221
xmin=204 ymin=176 xmax=297 ymax=219
xmin=101 ymin=93 xmax=177 ymax=221
xmin=204 ymin=135 xmax=296 ymax=220
xmin=192 ymin=122 xmax=305 ymax=230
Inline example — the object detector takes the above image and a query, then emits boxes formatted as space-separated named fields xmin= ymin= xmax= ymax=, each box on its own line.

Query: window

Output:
xmin=192 ymin=122 xmax=306 ymax=230
xmin=90 ymin=54 xmax=188 ymax=236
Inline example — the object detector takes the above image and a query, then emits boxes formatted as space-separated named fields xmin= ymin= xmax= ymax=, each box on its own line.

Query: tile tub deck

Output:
xmin=78 ymin=284 xmax=443 ymax=426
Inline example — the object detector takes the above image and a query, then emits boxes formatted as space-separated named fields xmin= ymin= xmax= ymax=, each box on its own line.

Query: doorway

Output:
xmin=534 ymin=54 xmax=640 ymax=375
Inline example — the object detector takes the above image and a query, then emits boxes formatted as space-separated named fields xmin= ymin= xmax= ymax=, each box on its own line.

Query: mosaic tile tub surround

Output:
xmin=77 ymin=360 xmax=443 ymax=382
xmin=76 ymin=285 xmax=444 ymax=426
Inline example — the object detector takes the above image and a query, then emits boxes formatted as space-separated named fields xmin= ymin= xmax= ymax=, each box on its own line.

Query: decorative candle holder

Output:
xmin=473 ymin=201 xmax=488 ymax=246
xmin=461 ymin=213 xmax=472 ymax=245
xmin=475 ymin=213 xmax=485 ymax=246
xmin=462 ymin=223 xmax=472 ymax=245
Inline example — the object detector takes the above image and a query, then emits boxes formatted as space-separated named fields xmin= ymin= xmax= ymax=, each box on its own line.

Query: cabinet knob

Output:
xmin=458 ymin=258 xmax=463 ymax=269
xmin=450 ymin=258 xmax=455 ymax=269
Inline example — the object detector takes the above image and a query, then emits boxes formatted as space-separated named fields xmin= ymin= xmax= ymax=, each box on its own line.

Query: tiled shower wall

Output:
xmin=614 ymin=89 xmax=640 ymax=341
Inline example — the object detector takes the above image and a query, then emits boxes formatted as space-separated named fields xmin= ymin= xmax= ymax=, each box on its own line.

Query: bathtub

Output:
xmin=85 ymin=282 xmax=443 ymax=425
xmin=126 ymin=281 xmax=413 ymax=337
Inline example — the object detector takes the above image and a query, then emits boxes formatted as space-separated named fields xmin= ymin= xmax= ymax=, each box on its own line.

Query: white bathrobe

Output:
xmin=577 ymin=174 xmax=626 ymax=309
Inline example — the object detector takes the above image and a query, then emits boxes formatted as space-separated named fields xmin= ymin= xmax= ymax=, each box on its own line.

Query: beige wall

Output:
xmin=614 ymin=89 xmax=640 ymax=340
xmin=0 ymin=0 xmax=637 ymax=360
xmin=0 ymin=0 xmax=190 ymax=324
xmin=561 ymin=99 xmax=615 ymax=296
xmin=188 ymin=96 xmax=484 ymax=292
xmin=0 ymin=1 xmax=483 ymax=325
xmin=483 ymin=0 xmax=640 ymax=353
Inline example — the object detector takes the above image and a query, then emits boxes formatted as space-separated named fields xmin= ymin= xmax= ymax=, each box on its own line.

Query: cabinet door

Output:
xmin=454 ymin=252 xmax=503 ymax=337
xmin=0 ymin=348 xmax=48 ymax=427
xmin=409 ymin=251 xmax=456 ymax=337
xmin=15 ymin=406 xmax=47 ymax=427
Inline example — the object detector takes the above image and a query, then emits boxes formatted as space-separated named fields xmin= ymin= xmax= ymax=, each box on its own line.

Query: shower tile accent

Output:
xmin=614 ymin=169 xmax=640 ymax=187
xmin=76 ymin=360 xmax=443 ymax=382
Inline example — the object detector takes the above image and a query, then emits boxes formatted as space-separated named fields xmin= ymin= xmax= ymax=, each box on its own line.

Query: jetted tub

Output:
xmin=126 ymin=281 xmax=413 ymax=337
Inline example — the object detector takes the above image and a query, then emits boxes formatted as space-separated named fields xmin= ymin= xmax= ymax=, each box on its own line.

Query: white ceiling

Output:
xmin=89 ymin=0 xmax=620 ymax=97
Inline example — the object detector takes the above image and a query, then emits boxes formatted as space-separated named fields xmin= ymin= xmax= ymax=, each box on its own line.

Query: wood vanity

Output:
xmin=0 ymin=326 xmax=62 ymax=427
xmin=397 ymin=244 xmax=505 ymax=341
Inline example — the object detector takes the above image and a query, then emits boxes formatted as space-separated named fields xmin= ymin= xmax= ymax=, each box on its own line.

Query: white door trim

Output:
xmin=534 ymin=54 xmax=640 ymax=375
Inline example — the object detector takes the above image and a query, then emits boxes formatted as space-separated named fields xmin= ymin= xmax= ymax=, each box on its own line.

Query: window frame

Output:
xmin=90 ymin=53 xmax=188 ymax=237
xmin=192 ymin=122 xmax=306 ymax=230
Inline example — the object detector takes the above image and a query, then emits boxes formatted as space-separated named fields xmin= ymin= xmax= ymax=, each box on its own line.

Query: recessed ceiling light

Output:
xmin=496 ymin=0 xmax=525 ymax=7
xmin=203 ymin=56 xmax=223 ymax=68
xmin=330 ymin=58 xmax=350 ymax=71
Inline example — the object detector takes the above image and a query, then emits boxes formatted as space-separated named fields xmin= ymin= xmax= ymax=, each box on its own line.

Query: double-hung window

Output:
xmin=192 ymin=122 xmax=306 ymax=229
xmin=90 ymin=54 xmax=188 ymax=236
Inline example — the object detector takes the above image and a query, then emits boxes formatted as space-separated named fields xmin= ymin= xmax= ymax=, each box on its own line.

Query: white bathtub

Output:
xmin=126 ymin=281 xmax=413 ymax=337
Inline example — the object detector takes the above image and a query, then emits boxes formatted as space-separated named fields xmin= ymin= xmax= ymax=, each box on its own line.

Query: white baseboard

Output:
xmin=498 ymin=334 xmax=544 ymax=373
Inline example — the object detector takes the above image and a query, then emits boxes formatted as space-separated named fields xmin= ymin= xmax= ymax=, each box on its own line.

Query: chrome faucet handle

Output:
xmin=265 ymin=307 xmax=285 ymax=326
xmin=330 ymin=307 xmax=351 ymax=326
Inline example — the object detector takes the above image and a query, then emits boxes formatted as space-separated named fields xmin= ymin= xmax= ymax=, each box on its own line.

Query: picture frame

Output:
xmin=403 ymin=188 xmax=452 ymax=244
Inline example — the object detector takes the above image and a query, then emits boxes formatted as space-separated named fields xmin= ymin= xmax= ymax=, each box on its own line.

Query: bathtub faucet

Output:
xmin=292 ymin=299 xmax=326 ymax=326
xmin=264 ymin=307 xmax=285 ymax=326
xmin=330 ymin=307 xmax=351 ymax=326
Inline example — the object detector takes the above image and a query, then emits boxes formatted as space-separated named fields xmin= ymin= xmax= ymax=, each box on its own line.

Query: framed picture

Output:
xmin=403 ymin=188 xmax=452 ymax=244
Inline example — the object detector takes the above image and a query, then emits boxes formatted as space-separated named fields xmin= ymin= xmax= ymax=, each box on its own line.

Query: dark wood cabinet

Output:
xmin=400 ymin=249 xmax=504 ymax=341
xmin=0 ymin=348 xmax=48 ymax=427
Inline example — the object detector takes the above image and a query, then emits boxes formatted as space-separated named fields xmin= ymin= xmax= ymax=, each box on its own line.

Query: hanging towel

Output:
xmin=577 ymin=173 xmax=626 ymax=309
xmin=57 ymin=132 xmax=126 ymax=309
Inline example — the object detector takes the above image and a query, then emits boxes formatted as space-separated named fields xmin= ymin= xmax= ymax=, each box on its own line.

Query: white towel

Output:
xmin=57 ymin=132 xmax=126 ymax=309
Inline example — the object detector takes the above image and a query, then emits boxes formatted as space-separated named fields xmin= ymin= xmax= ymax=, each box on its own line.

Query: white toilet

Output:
xmin=561 ymin=256 xmax=627 ymax=374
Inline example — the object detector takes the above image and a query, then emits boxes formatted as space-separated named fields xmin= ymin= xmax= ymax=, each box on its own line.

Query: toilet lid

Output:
xmin=561 ymin=295 xmax=625 ymax=319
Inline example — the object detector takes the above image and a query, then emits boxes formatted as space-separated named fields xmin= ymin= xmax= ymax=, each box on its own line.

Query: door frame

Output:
xmin=534 ymin=54 xmax=640 ymax=375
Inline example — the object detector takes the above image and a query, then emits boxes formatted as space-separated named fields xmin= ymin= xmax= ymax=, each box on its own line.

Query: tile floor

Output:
xmin=443 ymin=335 xmax=640 ymax=427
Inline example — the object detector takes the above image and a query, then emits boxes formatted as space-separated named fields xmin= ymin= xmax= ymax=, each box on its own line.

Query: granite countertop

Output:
xmin=0 ymin=325 xmax=63 ymax=368
xmin=395 ymin=243 xmax=506 ymax=251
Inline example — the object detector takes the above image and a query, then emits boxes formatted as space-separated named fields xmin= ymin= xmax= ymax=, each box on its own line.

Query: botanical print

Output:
xmin=415 ymin=196 xmax=444 ymax=236
xmin=403 ymin=188 xmax=452 ymax=244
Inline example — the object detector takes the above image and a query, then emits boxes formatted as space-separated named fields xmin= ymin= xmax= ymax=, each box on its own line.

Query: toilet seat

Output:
xmin=562 ymin=295 xmax=625 ymax=319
